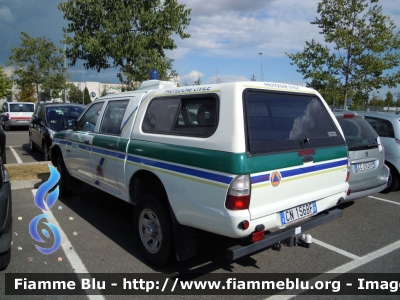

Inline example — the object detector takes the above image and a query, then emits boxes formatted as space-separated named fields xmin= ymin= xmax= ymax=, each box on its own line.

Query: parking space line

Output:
xmin=267 ymin=239 xmax=400 ymax=299
xmin=368 ymin=195 xmax=400 ymax=205
xmin=312 ymin=238 xmax=361 ymax=260
xmin=31 ymin=190 xmax=106 ymax=300
xmin=9 ymin=146 xmax=23 ymax=163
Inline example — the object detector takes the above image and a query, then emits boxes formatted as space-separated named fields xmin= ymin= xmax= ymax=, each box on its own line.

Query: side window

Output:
xmin=142 ymin=96 xmax=218 ymax=137
xmin=364 ymin=117 xmax=395 ymax=138
xmin=78 ymin=102 xmax=104 ymax=132
xmin=99 ymin=100 xmax=129 ymax=135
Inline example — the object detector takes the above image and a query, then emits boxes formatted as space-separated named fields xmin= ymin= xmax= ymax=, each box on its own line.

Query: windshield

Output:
xmin=243 ymin=90 xmax=345 ymax=154
xmin=10 ymin=103 xmax=34 ymax=112
xmin=336 ymin=116 xmax=378 ymax=151
xmin=45 ymin=105 xmax=85 ymax=131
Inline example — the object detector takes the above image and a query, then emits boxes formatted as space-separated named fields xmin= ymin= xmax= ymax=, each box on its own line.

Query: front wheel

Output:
xmin=57 ymin=156 xmax=73 ymax=198
xmin=133 ymin=194 xmax=173 ymax=267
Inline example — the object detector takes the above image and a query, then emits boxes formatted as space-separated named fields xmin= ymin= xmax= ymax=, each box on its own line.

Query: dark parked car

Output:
xmin=29 ymin=103 xmax=86 ymax=161
xmin=0 ymin=127 xmax=12 ymax=270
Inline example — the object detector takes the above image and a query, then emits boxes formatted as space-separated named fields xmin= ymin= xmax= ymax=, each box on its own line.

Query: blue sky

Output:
xmin=1 ymin=0 xmax=399 ymax=99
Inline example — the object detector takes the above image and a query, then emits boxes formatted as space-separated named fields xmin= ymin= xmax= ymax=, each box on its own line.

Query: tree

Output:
xmin=58 ymin=0 xmax=191 ymax=87
xmin=385 ymin=91 xmax=394 ymax=108
xmin=68 ymin=84 xmax=83 ymax=104
xmin=83 ymin=87 xmax=91 ymax=105
xmin=14 ymin=84 xmax=36 ymax=102
xmin=286 ymin=0 xmax=400 ymax=109
xmin=193 ymin=73 xmax=202 ymax=85
xmin=6 ymin=32 xmax=66 ymax=103
xmin=101 ymin=88 xmax=108 ymax=97
xmin=0 ymin=66 xmax=13 ymax=99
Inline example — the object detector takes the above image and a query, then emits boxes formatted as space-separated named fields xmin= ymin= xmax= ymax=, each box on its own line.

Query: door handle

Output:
xmin=66 ymin=149 xmax=70 ymax=152
xmin=107 ymin=143 xmax=115 ymax=150
xmin=84 ymin=140 xmax=89 ymax=144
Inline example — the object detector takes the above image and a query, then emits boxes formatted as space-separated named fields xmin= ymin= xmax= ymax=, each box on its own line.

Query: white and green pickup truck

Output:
xmin=51 ymin=73 xmax=349 ymax=266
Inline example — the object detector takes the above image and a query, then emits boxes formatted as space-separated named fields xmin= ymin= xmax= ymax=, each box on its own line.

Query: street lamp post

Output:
xmin=259 ymin=52 xmax=263 ymax=82
xmin=82 ymin=63 xmax=84 ymax=105
xmin=63 ymin=27 xmax=67 ymax=103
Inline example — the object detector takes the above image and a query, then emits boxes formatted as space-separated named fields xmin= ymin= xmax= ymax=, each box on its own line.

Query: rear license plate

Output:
xmin=354 ymin=161 xmax=375 ymax=173
xmin=280 ymin=202 xmax=317 ymax=225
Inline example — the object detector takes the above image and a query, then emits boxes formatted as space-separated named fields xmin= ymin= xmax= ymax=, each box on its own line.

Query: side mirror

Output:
xmin=63 ymin=117 xmax=77 ymax=130
xmin=2 ymin=115 xmax=8 ymax=121
xmin=32 ymin=116 xmax=41 ymax=124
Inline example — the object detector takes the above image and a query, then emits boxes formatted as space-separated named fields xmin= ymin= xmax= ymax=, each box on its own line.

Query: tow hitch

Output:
xmin=226 ymin=208 xmax=342 ymax=260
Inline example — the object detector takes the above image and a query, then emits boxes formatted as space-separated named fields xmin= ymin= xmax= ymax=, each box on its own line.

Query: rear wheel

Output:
xmin=133 ymin=194 xmax=173 ymax=267
xmin=0 ymin=248 xmax=11 ymax=271
xmin=381 ymin=166 xmax=400 ymax=193
xmin=2 ymin=121 xmax=9 ymax=131
xmin=57 ymin=156 xmax=73 ymax=198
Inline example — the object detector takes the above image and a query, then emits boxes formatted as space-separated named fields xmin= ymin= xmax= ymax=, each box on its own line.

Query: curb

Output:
xmin=11 ymin=179 xmax=44 ymax=190
xmin=5 ymin=162 xmax=51 ymax=190
xmin=5 ymin=161 xmax=52 ymax=167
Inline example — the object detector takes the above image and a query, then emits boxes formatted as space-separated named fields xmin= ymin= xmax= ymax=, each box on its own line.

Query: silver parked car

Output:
xmin=357 ymin=111 xmax=400 ymax=192
xmin=335 ymin=112 xmax=389 ymax=200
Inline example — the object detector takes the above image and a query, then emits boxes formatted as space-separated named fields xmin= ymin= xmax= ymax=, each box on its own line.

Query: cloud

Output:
xmin=3 ymin=66 xmax=14 ymax=77
xmin=179 ymin=70 xmax=205 ymax=84
xmin=0 ymin=6 xmax=15 ymax=23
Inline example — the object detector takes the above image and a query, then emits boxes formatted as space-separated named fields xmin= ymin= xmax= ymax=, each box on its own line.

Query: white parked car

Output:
xmin=0 ymin=102 xmax=35 ymax=130
xmin=357 ymin=111 xmax=400 ymax=192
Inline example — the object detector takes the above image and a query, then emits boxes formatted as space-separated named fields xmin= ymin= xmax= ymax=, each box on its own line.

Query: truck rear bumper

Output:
xmin=226 ymin=208 xmax=342 ymax=260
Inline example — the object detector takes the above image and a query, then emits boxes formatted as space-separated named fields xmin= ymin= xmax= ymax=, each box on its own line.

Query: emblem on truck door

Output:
xmin=271 ymin=171 xmax=282 ymax=187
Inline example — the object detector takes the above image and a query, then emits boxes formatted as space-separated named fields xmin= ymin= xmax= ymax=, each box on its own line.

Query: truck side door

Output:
xmin=64 ymin=101 xmax=105 ymax=182
xmin=90 ymin=99 xmax=129 ymax=195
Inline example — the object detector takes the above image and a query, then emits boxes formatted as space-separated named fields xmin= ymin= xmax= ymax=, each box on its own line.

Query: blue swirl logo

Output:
xmin=29 ymin=164 xmax=62 ymax=255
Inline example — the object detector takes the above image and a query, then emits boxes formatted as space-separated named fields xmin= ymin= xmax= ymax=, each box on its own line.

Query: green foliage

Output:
xmin=385 ymin=91 xmax=394 ymax=107
xmin=6 ymin=32 xmax=66 ymax=103
xmin=286 ymin=0 xmax=400 ymax=108
xmin=83 ymin=87 xmax=91 ymax=105
xmin=14 ymin=84 xmax=36 ymax=102
xmin=101 ymin=88 xmax=108 ymax=97
xmin=58 ymin=0 xmax=191 ymax=86
xmin=0 ymin=66 xmax=13 ymax=99
xmin=51 ymin=89 xmax=60 ymax=99
xmin=193 ymin=74 xmax=202 ymax=85
xmin=68 ymin=84 xmax=83 ymax=104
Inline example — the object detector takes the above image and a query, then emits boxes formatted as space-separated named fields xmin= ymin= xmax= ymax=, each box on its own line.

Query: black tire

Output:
xmin=381 ymin=166 xmax=400 ymax=193
xmin=133 ymin=194 xmax=173 ymax=267
xmin=29 ymin=134 xmax=36 ymax=152
xmin=0 ymin=248 xmax=11 ymax=271
xmin=57 ymin=156 xmax=73 ymax=198
xmin=43 ymin=142 xmax=49 ymax=161
xmin=2 ymin=121 xmax=9 ymax=131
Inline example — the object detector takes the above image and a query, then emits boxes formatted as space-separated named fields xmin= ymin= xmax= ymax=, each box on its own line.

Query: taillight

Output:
xmin=343 ymin=114 xmax=354 ymax=118
xmin=395 ymin=138 xmax=400 ymax=146
xmin=225 ymin=175 xmax=251 ymax=210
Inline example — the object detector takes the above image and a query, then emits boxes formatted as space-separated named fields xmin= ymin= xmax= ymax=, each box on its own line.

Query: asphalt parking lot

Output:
xmin=1 ymin=129 xmax=400 ymax=299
